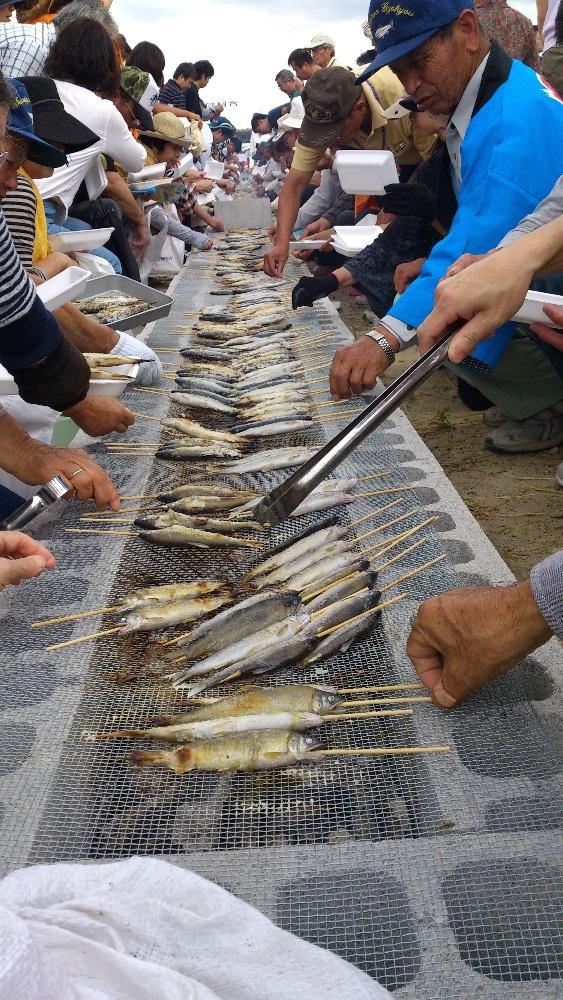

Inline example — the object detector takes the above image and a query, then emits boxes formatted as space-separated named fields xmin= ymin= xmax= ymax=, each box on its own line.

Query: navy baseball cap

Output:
xmin=210 ymin=116 xmax=235 ymax=135
xmin=7 ymin=80 xmax=66 ymax=168
xmin=357 ymin=0 xmax=475 ymax=83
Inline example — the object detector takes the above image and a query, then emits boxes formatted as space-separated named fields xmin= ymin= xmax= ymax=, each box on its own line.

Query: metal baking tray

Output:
xmin=73 ymin=274 xmax=174 ymax=331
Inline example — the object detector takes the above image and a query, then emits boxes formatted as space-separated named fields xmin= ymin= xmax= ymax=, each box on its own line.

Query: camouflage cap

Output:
xmin=120 ymin=66 xmax=157 ymax=130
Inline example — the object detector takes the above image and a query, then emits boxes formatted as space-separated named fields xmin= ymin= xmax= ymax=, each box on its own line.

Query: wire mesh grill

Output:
xmin=0 ymin=239 xmax=561 ymax=998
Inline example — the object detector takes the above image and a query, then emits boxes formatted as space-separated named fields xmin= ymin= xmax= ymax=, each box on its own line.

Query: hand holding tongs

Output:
xmin=253 ymin=327 xmax=459 ymax=527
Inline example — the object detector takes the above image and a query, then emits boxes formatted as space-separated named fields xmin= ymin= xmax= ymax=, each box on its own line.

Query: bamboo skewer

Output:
xmin=347 ymin=499 xmax=402 ymax=530
xmin=32 ymin=604 xmax=122 ymax=628
xmin=131 ymin=386 xmax=169 ymax=395
xmin=45 ymin=626 xmax=123 ymax=652
xmin=64 ymin=529 xmax=138 ymax=538
xmin=355 ymin=508 xmax=418 ymax=544
xmin=380 ymin=554 xmax=448 ymax=593
xmin=338 ymin=684 xmax=425 ymax=694
xmin=372 ymin=537 xmax=428 ymax=573
xmin=119 ymin=494 xmax=161 ymax=500
xmin=128 ymin=412 xmax=162 ymax=422
xmin=338 ymin=697 xmax=431 ymax=707
xmin=362 ymin=517 xmax=439 ymax=559
xmin=316 ymin=592 xmax=408 ymax=638
xmin=352 ymin=485 xmax=418 ymax=499
xmin=320 ymin=746 xmax=450 ymax=758
xmin=323 ymin=709 xmax=413 ymax=721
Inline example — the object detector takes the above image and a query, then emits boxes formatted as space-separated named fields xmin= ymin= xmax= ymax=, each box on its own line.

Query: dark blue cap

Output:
xmin=357 ymin=0 xmax=474 ymax=83
xmin=210 ymin=116 xmax=236 ymax=135
xmin=7 ymin=80 xmax=66 ymax=167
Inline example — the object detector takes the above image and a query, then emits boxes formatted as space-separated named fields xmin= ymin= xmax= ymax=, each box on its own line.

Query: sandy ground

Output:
xmin=335 ymin=293 xmax=562 ymax=580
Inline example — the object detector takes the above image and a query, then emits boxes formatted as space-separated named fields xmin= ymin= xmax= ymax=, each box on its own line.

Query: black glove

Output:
xmin=380 ymin=183 xmax=437 ymax=224
xmin=292 ymin=274 xmax=339 ymax=309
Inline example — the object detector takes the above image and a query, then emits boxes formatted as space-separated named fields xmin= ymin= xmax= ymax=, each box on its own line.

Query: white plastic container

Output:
xmin=49 ymin=228 xmax=114 ymax=253
xmin=512 ymin=290 xmax=563 ymax=328
xmin=0 ymin=362 xmax=138 ymax=396
xmin=334 ymin=149 xmax=399 ymax=195
xmin=128 ymin=163 xmax=166 ymax=183
xmin=333 ymin=225 xmax=382 ymax=250
xmin=204 ymin=158 xmax=225 ymax=180
xmin=174 ymin=152 xmax=194 ymax=179
xmin=36 ymin=266 xmax=91 ymax=311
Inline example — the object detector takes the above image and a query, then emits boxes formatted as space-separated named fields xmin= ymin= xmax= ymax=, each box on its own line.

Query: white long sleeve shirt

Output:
xmin=36 ymin=80 xmax=146 ymax=217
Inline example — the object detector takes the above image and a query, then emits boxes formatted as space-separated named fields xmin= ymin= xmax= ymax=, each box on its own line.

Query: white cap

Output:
xmin=307 ymin=32 xmax=335 ymax=48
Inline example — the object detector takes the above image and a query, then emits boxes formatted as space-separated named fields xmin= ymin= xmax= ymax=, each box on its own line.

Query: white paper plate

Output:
xmin=36 ymin=266 xmax=91 ymax=311
xmin=204 ymin=159 xmax=225 ymax=180
xmin=174 ymin=152 xmax=194 ymax=179
xmin=86 ymin=363 xmax=139 ymax=396
xmin=0 ymin=363 xmax=138 ymax=397
xmin=333 ymin=225 xmax=382 ymax=248
xmin=512 ymin=290 xmax=563 ymax=328
xmin=128 ymin=163 xmax=166 ymax=182
xmin=49 ymin=228 xmax=114 ymax=253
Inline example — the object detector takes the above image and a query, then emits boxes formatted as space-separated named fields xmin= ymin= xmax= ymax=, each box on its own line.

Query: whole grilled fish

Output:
xmin=289 ymin=493 xmax=356 ymax=517
xmin=304 ymin=571 xmax=378 ymax=613
xmin=172 ymin=611 xmax=310 ymax=684
xmin=140 ymin=526 xmax=260 ymax=549
xmin=302 ymin=606 xmax=383 ymax=666
xmin=160 ymin=418 xmax=243 ymax=444
xmin=166 ymin=590 xmax=301 ymax=660
xmin=213 ymin=447 xmax=317 ymax=476
xmin=119 ymin=580 xmax=229 ymax=611
xmin=301 ymin=587 xmax=382 ymax=638
xmin=287 ymin=550 xmax=365 ymax=593
xmin=171 ymin=495 xmax=254 ymax=514
xmin=300 ymin=559 xmax=371 ymax=600
xmin=157 ymin=444 xmax=241 ymax=461
xmin=130 ymin=729 xmax=323 ymax=773
xmin=119 ymin=595 xmax=229 ymax=634
xmin=256 ymin=540 xmax=354 ymax=589
xmin=149 ymin=684 xmax=341 ymax=726
xmin=170 ymin=391 xmax=236 ymax=415
xmin=135 ymin=511 xmax=261 ymax=533
xmin=179 ymin=347 xmax=232 ymax=362
xmin=98 ymin=711 xmax=322 ymax=743
xmin=158 ymin=485 xmax=256 ymax=503
xmin=247 ymin=524 xmax=347 ymax=581
xmin=182 ymin=636 xmax=315 ymax=696
xmin=236 ymin=419 xmax=314 ymax=437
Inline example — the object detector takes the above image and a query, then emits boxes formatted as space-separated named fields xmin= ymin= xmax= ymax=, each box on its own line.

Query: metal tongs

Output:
xmin=0 ymin=475 xmax=70 ymax=531
xmin=253 ymin=327 xmax=459 ymax=527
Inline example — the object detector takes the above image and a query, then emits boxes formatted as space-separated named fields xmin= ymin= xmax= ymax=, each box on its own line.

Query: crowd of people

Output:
xmin=0 ymin=0 xmax=558 ymax=710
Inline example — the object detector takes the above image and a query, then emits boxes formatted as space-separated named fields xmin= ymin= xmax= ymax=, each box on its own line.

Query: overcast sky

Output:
xmin=115 ymin=0 xmax=539 ymax=130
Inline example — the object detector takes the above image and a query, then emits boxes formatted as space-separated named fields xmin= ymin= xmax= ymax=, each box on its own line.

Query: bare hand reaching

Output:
xmin=0 ymin=531 xmax=56 ymax=590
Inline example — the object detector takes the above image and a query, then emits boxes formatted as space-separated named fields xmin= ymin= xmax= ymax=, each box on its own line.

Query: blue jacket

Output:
xmin=389 ymin=51 xmax=563 ymax=369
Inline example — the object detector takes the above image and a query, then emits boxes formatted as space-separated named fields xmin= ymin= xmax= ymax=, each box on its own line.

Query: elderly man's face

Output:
xmin=389 ymin=13 xmax=484 ymax=115
xmin=0 ymin=135 xmax=28 ymax=198
xmin=311 ymin=44 xmax=333 ymax=68
xmin=277 ymin=77 xmax=296 ymax=97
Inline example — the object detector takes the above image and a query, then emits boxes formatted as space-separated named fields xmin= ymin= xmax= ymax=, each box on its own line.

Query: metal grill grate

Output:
xmin=0 ymin=243 xmax=560 ymax=998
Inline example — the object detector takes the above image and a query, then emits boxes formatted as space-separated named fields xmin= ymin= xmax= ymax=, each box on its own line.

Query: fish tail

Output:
xmin=130 ymin=749 xmax=170 ymax=768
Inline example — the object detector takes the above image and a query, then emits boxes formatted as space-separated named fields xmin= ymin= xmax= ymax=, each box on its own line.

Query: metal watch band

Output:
xmin=366 ymin=330 xmax=396 ymax=364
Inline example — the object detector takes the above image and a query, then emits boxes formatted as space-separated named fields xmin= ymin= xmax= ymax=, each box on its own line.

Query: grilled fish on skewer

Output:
xmin=149 ymin=685 xmax=341 ymax=726
xmin=119 ymin=581 xmax=231 ymax=611
xmin=301 ymin=607 xmax=383 ymax=666
xmin=165 ymin=590 xmax=301 ymax=658
xmin=213 ymin=447 xmax=318 ymax=476
xmin=135 ymin=511 xmax=262 ymax=533
xmin=182 ymin=637 xmax=315 ymax=696
xmin=119 ymin=595 xmax=230 ymax=634
xmin=140 ymin=526 xmax=260 ymax=549
xmin=246 ymin=523 xmax=347 ymax=581
xmin=130 ymin=730 xmax=322 ymax=773
xmin=160 ymin=418 xmax=244 ymax=444
xmin=157 ymin=484 xmax=256 ymax=503
xmin=304 ymin=571 xmax=378 ymax=612
xmin=170 ymin=391 xmax=237 ymax=415
xmin=93 ymin=711 xmax=322 ymax=743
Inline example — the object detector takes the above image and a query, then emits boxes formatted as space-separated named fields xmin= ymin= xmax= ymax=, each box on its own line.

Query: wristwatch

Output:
xmin=366 ymin=330 xmax=396 ymax=365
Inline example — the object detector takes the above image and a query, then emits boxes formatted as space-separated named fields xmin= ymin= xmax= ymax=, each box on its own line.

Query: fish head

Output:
xmin=312 ymin=690 xmax=342 ymax=713
xmin=288 ymin=732 xmax=323 ymax=757
xmin=283 ymin=590 xmax=301 ymax=610
xmin=134 ymin=516 xmax=160 ymax=530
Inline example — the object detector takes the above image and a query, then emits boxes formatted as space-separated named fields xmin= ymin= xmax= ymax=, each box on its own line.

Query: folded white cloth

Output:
xmin=0 ymin=856 xmax=391 ymax=1000
xmin=111 ymin=331 xmax=163 ymax=386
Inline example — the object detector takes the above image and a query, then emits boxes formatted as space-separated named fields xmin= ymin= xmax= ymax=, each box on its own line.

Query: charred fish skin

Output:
xmin=119 ymin=580 xmax=229 ymax=611
xmin=130 ymin=729 xmax=323 ymax=774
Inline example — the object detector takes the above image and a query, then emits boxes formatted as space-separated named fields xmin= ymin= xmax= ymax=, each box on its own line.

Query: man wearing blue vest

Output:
xmin=326 ymin=0 xmax=563 ymax=449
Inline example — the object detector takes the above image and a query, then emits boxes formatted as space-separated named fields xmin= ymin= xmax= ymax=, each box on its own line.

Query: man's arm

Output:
xmin=536 ymin=0 xmax=548 ymax=42
xmin=418 ymin=214 xmax=563 ymax=360
xmin=498 ymin=176 xmax=563 ymax=247
xmin=264 ymin=167 xmax=316 ymax=276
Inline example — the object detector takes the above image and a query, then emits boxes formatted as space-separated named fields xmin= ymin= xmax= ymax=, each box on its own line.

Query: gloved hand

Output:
xmin=380 ymin=183 xmax=437 ymax=224
xmin=292 ymin=273 xmax=339 ymax=309
xmin=111 ymin=331 xmax=163 ymax=387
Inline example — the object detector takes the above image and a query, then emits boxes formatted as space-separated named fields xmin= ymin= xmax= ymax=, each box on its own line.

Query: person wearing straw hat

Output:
xmin=138 ymin=112 xmax=217 ymax=249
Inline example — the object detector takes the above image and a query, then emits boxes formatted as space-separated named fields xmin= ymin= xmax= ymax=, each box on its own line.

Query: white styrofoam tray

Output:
xmin=36 ymin=266 xmax=91 ymax=311
xmin=334 ymin=149 xmax=399 ymax=195
xmin=128 ymin=163 xmax=166 ymax=183
xmin=0 ymin=362 xmax=138 ymax=397
xmin=512 ymin=289 xmax=563 ymax=328
xmin=49 ymin=228 xmax=114 ymax=253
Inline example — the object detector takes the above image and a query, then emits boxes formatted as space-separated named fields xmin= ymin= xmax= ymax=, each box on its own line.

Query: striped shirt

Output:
xmin=0 ymin=208 xmax=35 ymax=329
xmin=2 ymin=175 xmax=36 ymax=270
